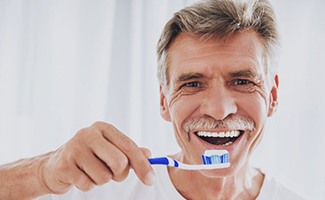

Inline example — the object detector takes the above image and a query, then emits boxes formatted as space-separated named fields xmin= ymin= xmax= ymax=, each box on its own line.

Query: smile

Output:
xmin=195 ymin=130 xmax=243 ymax=146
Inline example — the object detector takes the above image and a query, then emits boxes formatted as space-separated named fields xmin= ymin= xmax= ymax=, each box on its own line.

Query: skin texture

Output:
xmin=159 ymin=30 xmax=278 ymax=199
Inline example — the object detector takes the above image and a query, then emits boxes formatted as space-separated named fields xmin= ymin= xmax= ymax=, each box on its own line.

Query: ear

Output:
xmin=267 ymin=74 xmax=279 ymax=117
xmin=160 ymin=84 xmax=171 ymax=122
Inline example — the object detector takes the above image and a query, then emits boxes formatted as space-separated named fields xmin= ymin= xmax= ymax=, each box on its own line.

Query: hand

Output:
xmin=39 ymin=122 xmax=155 ymax=194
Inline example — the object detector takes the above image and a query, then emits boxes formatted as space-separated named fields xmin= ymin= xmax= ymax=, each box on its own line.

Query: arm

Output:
xmin=0 ymin=122 xmax=155 ymax=199
xmin=0 ymin=153 xmax=53 ymax=200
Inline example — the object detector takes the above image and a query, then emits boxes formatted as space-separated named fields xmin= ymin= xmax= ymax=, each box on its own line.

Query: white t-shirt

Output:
xmin=37 ymin=166 xmax=307 ymax=200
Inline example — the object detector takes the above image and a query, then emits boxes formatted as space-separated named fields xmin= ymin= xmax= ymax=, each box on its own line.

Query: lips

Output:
xmin=195 ymin=130 xmax=243 ymax=146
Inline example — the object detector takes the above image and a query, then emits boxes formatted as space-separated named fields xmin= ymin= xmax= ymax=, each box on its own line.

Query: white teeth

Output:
xmin=219 ymin=132 xmax=225 ymax=137
xmin=197 ymin=130 xmax=241 ymax=138
xmin=222 ymin=141 xmax=233 ymax=146
xmin=225 ymin=131 xmax=230 ymax=137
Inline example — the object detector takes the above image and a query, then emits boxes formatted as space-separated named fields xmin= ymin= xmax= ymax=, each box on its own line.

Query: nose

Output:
xmin=199 ymin=86 xmax=237 ymax=120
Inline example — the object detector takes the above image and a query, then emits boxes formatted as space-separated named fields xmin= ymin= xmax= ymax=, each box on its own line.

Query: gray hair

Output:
xmin=157 ymin=0 xmax=280 ymax=87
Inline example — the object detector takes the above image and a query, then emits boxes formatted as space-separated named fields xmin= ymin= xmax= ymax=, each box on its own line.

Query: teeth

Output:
xmin=197 ymin=130 xmax=241 ymax=138
xmin=222 ymin=141 xmax=233 ymax=146
xmin=219 ymin=132 xmax=225 ymax=137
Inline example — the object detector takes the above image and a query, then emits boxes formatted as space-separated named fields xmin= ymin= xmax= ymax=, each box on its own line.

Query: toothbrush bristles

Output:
xmin=202 ymin=153 xmax=229 ymax=165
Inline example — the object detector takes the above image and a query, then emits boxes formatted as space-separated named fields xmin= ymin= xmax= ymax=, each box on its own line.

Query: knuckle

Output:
xmin=140 ymin=147 xmax=151 ymax=158
xmin=97 ymin=173 xmax=112 ymax=185
xmin=60 ymin=143 xmax=82 ymax=162
xmin=93 ymin=122 xmax=117 ymax=139
xmin=74 ymin=127 xmax=101 ymax=147
xmin=120 ymin=137 xmax=139 ymax=155
xmin=76 ymin=176 xmax=94 ymax=192
xmin=105 ymin=155 xmax=129 ymax=182
xmin=75 ymin=127 xmax=93 ymax=140
xmin=111 ymin=155 xmax=129 ymax=171
xmin=92 ymin=121 xmax=105 ymax=127
xmin=92 ymin=121 xmax=113 ymax=132
xmin=112 ymin=168 xmax=130 ymax=182
xmin=55 ymin=160 xmax=70 ymax=173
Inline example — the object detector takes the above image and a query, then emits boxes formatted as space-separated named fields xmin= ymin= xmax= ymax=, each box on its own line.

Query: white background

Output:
xmin=0 ymin=0 xmax=324 ymax=199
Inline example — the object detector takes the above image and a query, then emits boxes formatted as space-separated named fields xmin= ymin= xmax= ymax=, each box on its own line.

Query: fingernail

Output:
xmin=144 ymin=171 xmax=156 ymax=186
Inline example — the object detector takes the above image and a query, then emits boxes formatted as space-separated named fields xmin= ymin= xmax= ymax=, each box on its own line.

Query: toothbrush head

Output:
xmin=201 ymin=150 xmax=230 ymax=165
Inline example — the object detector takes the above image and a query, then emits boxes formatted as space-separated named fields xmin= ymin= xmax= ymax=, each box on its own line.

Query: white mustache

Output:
xmin=183 ymin=115 xmax=255 ymax=134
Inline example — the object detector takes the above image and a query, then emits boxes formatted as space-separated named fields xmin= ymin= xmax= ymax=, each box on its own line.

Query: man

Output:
xmin=0 ymin=0 xmax=306 ymax=199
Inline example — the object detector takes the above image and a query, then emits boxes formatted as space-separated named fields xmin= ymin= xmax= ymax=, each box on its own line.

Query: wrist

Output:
xmin=36 ymin=152 xmax=57 ymax=195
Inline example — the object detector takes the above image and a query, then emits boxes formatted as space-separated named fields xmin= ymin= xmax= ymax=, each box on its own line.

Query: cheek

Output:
xmin=237 ymin=92 xmax=268 ymax=129
xmin=167 ymin=93 xmax=202 ymax=148
xmin=236 ymin=94 xmax=268 ymax=158
xmin=168 ymin=92 xmax=200 ymax=126
xmin=168 ymin=95 xmax=201 ymax=158
xmin=245 ymin=97 xmax=266 ymax=116
xmin=241 ymin=83 xmax=270 ymax=114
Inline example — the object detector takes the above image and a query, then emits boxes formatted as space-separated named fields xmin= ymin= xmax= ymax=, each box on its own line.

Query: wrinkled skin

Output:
xmin=159 ymin=30 xmax=278 ymax=199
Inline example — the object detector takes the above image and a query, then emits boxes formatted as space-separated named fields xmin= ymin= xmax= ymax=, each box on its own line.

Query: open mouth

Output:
xmin=195 ymin=130 xmax=244 ymax=146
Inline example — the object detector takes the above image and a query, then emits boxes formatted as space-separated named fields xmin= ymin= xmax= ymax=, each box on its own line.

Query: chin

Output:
xmin=199 ymin=171 xmax=232 ymax=179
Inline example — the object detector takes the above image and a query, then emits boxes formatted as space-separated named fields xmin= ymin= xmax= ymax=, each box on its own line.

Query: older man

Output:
xmin=1 ymin=0 xmax=305 ymax=199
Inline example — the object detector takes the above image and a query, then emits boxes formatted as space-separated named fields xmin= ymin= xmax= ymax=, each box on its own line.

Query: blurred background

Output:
xmin=0 ymin=0 xmax=324 ymax=199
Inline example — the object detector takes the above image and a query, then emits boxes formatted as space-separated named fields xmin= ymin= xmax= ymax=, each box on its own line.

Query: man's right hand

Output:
xmin=39 ymin=121 xmax=156 ymax=194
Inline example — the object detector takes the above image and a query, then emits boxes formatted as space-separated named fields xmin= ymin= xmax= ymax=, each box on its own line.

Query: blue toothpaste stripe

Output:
xmin=202 ymin=155 xmax=207 ymax=164
xmin=203 ymin=153 xmax=229 ymax=164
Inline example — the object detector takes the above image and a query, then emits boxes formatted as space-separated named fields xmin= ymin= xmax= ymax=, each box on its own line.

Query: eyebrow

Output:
xmin=174 ymin=69 xmax=261 ymax=85
xmin=174 ymin=73 xmax=204 ymax=84
xmin=228 ymin=69 xmax=259 ymax=79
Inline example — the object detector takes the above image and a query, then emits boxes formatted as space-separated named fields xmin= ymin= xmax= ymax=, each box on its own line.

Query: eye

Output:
xmin=233 ymin=79 xmax=255 ymax=86
xmin=183 ymin=81 xmax=202 ymax=88
xmin=229 ymin=79 xmax=257 ymax=93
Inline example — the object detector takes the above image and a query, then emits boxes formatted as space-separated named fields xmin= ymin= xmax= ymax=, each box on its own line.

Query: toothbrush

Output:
xmin=148 ymin=150 xmax=230 ymax=170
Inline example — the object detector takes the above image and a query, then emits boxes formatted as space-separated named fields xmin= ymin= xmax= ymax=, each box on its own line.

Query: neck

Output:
xmin=168 ymin=153 xmax=264 ymax=200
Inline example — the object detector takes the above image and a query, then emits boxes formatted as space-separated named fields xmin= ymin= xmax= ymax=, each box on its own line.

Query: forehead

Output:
xmin=166 ymin=30 xmax=266 ymax=82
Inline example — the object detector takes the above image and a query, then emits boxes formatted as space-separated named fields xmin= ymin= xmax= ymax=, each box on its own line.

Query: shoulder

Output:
xmin=257 ymin=172 xmax=308 ymax=200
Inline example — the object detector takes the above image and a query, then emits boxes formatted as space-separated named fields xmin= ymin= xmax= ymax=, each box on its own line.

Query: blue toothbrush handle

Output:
xmin=148 ymin=157 xmax=169 ymax=165
xmin=148 ymin=157 xmax=179 ymax=167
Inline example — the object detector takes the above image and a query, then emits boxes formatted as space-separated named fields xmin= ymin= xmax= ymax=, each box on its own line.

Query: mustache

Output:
xmin=183 ymin=114 xmax=255 ymax=134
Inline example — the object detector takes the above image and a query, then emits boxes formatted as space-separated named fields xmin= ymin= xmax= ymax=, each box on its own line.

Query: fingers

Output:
xmin=93 ymin=122 xmax=156 ymax=186
xmin=76 ymin=151 xmax=113 ymax=185
xmin=41 ymin=147 xmax=96 ymax=193
xmin=65 ymin=164 xmax=96 ymax=192
xmin=42 ymin=121 xmax=155 ymax=194
xmin=86 ymin=132 xmax=130 ymax=182
xmin=140 ymin=147 xmax=152 ymax=158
